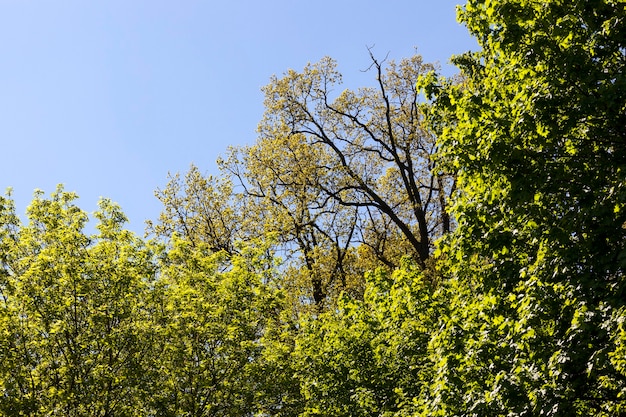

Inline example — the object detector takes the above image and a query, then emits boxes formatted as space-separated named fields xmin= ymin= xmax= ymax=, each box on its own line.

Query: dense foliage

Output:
xmin=2 ymin=0 xmax=625 ymax=415
xmin=418 ymin=0 xmax=626 ymax=415
xmin=0 ymin=188 xmax=288 ymax=416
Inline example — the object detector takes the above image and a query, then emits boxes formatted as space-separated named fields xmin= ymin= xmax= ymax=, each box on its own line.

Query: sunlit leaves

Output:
xmin=418 ymin=0 xmax=626 ymax=415
xmin=0 ymin=188 xmax=291 ymax=416
xmin=149 ymin=164 xmax=243 ymax=257
xmin=0 ymin=187 xmax=156 ymax=416
xmin=294 ymin=262 xmax=437 ymax=417
xmin=150 ymin=236 xmax=276 ymax=416
xmin=237 ymin=52 xmax=454 ymax=274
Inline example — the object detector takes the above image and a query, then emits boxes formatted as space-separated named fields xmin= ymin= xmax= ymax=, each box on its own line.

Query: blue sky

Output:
xmin=1 ymin=0 xmax=477 ymax=234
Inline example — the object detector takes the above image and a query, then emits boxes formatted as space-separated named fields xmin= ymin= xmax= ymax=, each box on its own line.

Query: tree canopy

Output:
xmin=417 ymin=0 xmax=626 ymax=415
xmin=2 ymin=0 xmax=625 ymax=415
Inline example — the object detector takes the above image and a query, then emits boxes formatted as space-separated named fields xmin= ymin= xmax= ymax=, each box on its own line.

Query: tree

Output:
xmin=418 ymin=0 xmax=626 ymax=415
xmin=149 ymin=235 xmax=287 ymax=417
xmin=149 ymin=165 xmax=243 ymax=257
xmin=1 ymin=187 xmax=295 ymax=416
xmin=258 ymin=52 xmax=453 ymax=267
xmin=220 ymin=52 xmax=454 ymax=308
xmin=293 ymin=262 xmax=440 ymax=417
xmin=0 ymin=187 xmax=157 ymax=416
xmin=223 ymin=133 xmax=364 ymax=309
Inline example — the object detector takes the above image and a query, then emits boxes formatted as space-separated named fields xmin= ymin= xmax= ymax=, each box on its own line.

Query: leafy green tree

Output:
xmin=1 ymin=187 xmax=296 ymax=416
xmin=217 ymin=52 xmax=454 ymax=309
xmin=149 ymin=168 xmax=309 ymax=414
xmin=149 ymin=234 xmax=289 ymax=417
xmin=223 ymin=133 xmax=364 ymax=309
xmin=418 ymin=0 xmax=626 ymax=415
xmin=294 ymin=262 xmax=440 ymax=417
xmin=254 ymin=52 xmax=453 ymax=267
xmin=149 ymin=165 xmax=243 ymax=256
xmin=152 ymin=53 xmax=454 ymax=311
xmin=0 ymin=187 xmax=157 ymax=416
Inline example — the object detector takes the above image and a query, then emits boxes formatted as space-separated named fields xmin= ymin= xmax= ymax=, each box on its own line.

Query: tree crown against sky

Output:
xmin=151 ymin=51 xmax=454 ymax=310
xmin=2 ymin=0 xmax=625 ymax=415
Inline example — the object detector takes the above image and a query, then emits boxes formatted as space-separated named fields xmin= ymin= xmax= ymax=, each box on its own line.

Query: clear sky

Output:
xmin=1 ymin=0 xmax=477 ymax=234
